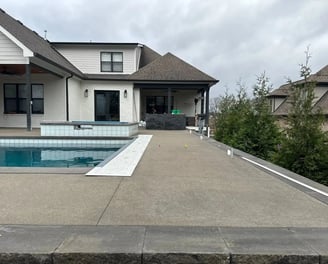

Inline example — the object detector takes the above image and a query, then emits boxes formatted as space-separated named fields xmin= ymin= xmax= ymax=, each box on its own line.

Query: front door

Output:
xmin=95 ymin=91 xmax=120 ymax=121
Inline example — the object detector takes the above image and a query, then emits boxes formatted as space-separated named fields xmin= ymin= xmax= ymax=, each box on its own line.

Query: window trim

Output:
xmin=3 ymin=83 xmax=44 ymax=114
xmin=100 ymin=52 xmax=123 ymax=73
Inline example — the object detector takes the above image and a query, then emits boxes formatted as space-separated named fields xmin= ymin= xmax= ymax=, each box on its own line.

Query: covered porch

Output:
xmin=136 ymin=83 xmax=211 ymax=129
xmin=129 ymin=52 xmax=218 ymax=130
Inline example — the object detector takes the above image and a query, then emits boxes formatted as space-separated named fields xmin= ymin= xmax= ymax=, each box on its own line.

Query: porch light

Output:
xmin=84 ymin=89 xmax=88 ymax=97
xmin=124 ymin=89 xmax=127 ymax=98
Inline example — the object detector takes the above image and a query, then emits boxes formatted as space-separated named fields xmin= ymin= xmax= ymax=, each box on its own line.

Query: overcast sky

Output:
xmin=1 ymin=0 xmax=328 ymax=97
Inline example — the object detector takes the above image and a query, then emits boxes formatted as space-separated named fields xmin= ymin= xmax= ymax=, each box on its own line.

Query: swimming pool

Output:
xmin=0 ymin=137 xmax=132 ymax=168
xmin=0 ymin=147 xmax=120 ymax=167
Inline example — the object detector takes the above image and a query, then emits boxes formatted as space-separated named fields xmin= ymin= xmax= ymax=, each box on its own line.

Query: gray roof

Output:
xmin=270 ymin=64 xmax=328 ymax=115
xmin=273 ymin=92 xmax=328 ymax=116
xmin=0 ymin=9 xmax=83 ymax=77
xmin=139 ymin=45 xmax=162 ymax=69
xmin=270 ymin=64 xmax=328 ymax=98
xmin=130 ymin=52 xmax=218 ymax=85
xmin=0 ymin=9 xmax=217 ymax=85
xmin=268 ymin=83 xmax=290 ymax=97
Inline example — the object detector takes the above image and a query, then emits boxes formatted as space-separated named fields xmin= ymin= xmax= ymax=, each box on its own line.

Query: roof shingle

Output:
xmin=130 ymin=52 xmax=218 ymax=84
xmin=0 ymin=9 xmax=83 ymax=77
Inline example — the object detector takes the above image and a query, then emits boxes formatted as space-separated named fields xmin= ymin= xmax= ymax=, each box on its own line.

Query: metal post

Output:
xmin=201 ymin=90 xmax=204 ymax=114
xmin=25 ymin=64 xmax=32 ymax=131
xmin=205 ymin=87 xmax=210 ymax=127
xmin=167 ymin=87 xmax=172 ymax=114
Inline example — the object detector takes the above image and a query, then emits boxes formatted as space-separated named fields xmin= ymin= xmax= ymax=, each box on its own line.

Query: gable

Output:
xmin=0 ymin=9 xmax=83 ymax=77
xmin=54 ymin=44 xmax=138 ymax=74
xmin=0 ymin=30 xmax=29 ymax=64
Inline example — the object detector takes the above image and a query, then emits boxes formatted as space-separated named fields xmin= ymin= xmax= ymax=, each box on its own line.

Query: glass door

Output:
xmin=95 ymin=91 xmax=120 ymax=121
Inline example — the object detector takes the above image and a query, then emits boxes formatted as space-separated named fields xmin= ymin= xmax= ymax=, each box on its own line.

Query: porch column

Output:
xmin=205 ymin=87 xmax=210 ymax=127
xmin=25 ymin=64 xmax=32 ymax=131
xmin=167 ymin=87 xmax=172 ymax=114
xmin=201 ymin=89 xmax=205 ymax=114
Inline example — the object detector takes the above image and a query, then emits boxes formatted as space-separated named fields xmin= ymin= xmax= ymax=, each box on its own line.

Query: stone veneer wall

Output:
xmin=145 ymin=114 xmax=186 ymax=130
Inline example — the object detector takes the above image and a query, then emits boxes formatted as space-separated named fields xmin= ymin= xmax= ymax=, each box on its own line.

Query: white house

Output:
xmin=0 ymin=9 xmax=218 ymax=130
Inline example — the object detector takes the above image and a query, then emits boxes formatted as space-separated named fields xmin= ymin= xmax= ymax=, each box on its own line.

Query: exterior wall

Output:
xmin=80 ymin=81 xmax=135 ymax=122
xmin=67 ymin=77 xmax=82 ymax=121
xmin=323 ymin=119 xmax=328 ymax=132
xmin=314 ymin=86 xmax=328 ymax=104
xmin=55 ymin=46 xmax=137 ymax=74
xmin=275 ymin=116 xmax=328 ymax=132
xmin=0 ymin=31 xmax=28 ymax=64
xmin=133 ymin=88 xmax=140 ymax=122
xmin=270 ymin=97 xmax=285 ymax=112
xmin=0 ymin=74 xmax=66 ymax=128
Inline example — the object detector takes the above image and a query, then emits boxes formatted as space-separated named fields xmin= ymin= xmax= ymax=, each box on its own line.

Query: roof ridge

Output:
xmin=0 ymin=9 xmax=83 ymax=77
xmin=131 ymin=51 xmax=217 ymax=83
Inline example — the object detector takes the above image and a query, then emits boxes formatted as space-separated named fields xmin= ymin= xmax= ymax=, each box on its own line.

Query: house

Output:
xmin=268 ymin=65 xmax=328 ymax=131
xmin=0 ymin=9 xmax=218 ymax=130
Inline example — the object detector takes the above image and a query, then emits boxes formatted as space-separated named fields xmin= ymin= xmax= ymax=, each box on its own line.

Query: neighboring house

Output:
xmin=268 ymin=65 xmax=328 ymax=131
xmin=0 ymin=9 xmax=218 ymax=129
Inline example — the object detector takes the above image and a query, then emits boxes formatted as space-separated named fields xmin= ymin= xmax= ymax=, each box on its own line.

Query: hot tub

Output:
xmin=40 ymin=121 xmax=139 ymax=137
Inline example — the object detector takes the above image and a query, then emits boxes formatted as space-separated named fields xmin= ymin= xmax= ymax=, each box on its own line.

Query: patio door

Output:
xmin=95 ymin=91 xmax=120 ymax=121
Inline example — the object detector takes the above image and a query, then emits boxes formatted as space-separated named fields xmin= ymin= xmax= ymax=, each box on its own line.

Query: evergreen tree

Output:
xmin=273 ymin=51 xmax=328 ymax=183
xmin=214 ymin=86 xmax=251 ymax=149
xmin=214 ymin=74 xmax=281 ymax=160
xmin=243 ymin=73 xmax=281 ymax=160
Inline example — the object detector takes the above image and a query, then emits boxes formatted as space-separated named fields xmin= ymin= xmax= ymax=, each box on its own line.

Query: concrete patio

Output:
xmin=0 ymin=129 xmax=328 ymax=263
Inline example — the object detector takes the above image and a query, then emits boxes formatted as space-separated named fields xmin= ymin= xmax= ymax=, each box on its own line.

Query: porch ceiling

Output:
xmin=0 ymin=64 xmax=49 ymax=76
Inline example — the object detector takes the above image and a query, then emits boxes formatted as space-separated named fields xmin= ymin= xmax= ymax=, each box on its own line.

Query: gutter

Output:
xmin=66 ymin=74 xmax=73 ymax=121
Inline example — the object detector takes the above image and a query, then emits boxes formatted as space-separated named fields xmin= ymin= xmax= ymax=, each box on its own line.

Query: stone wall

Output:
xmin=145 ymin=114 xmax=186 ymax=130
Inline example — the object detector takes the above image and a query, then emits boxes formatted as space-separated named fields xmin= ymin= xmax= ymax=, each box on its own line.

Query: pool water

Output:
xmin=0 ymin=147 xmax=120 ymax=167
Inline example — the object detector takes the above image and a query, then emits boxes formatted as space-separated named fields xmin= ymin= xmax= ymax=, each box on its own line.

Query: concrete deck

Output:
xmin=0 ymin=129 xmax=328 ymax=263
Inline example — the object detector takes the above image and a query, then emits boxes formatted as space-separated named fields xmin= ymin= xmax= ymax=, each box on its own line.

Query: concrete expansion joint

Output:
xmin=96 ymin=177 xmax=124 ymax=225
xmin=0 ymin=225 xmax=327 ymax=264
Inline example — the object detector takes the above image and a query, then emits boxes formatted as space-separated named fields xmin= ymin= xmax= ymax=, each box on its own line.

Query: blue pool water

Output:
xmin=0 ymin=147 xmax=120 ymax=167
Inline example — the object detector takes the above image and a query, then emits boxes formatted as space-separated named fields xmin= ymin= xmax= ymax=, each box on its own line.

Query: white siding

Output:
xmin=56 ymin=46 xmax=137 ymax=74
xmin=67 ymin=77 xmax=82 ymax=121
xmin=314 ymin=86 xmax=328 ymax=104
xmin=133 ymin=88 xmax=140 ymax=122
xmin=80 ymin=81 xmax=135 ymax=122
xmin=0 ymin=74 xmax=66 ymax=128
xmin=0 ymin=31 xmax=28 ymax=64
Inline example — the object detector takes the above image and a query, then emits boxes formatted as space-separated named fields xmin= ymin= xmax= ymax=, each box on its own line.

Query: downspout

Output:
xmin=65 ymin=74 xmax=73 ymax=121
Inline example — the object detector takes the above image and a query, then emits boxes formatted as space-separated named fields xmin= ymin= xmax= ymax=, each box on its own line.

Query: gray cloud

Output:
xmin=2 ymin=0 xmax=328 ymax=97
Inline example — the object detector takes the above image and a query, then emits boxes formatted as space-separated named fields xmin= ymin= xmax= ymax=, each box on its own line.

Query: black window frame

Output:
xmin=3 ymin=83 xmax=44 ymax=114
xmin=100 ymin=52 xmax=123 ymax=73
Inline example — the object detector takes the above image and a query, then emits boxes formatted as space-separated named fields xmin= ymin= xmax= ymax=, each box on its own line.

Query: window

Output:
xmin=146 ymin=96 xmax=174 ymax=114
xmin=101 ymin=52 xmax=123 ymax=72
xmin=4 ymin=84 xmax=44 ymax=114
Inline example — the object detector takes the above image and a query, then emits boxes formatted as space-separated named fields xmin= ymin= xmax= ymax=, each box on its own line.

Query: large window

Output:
xmin=4 ymin=84 xmax=44 ymax=114
xmin=146 ymin=96 xmax=174 ymax=114
xmin=100 ymin=52 xmax=123 ymax=72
